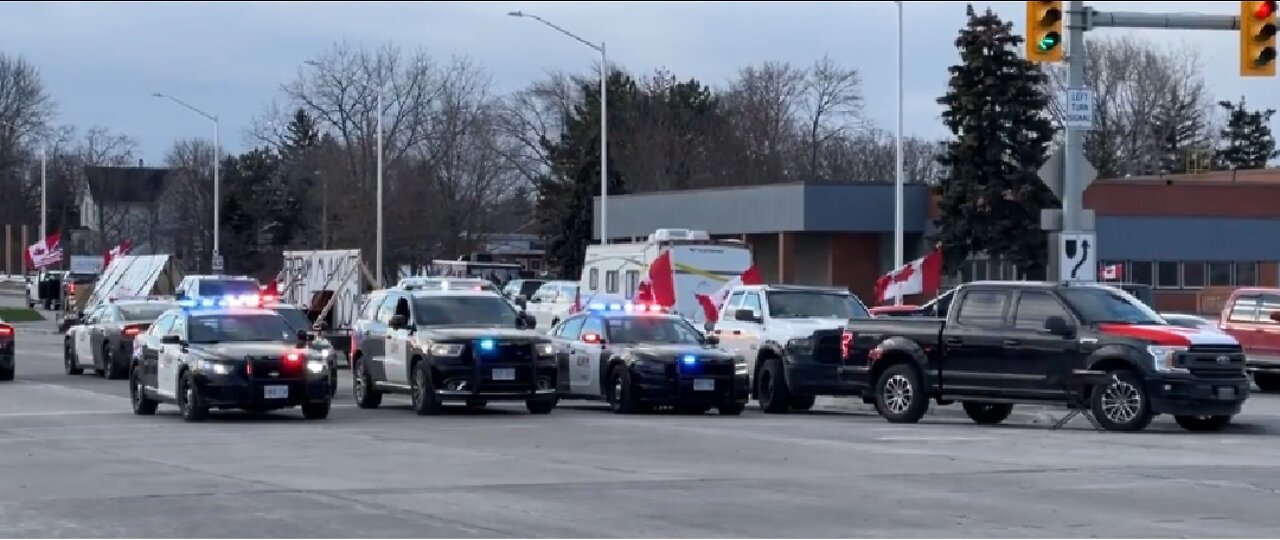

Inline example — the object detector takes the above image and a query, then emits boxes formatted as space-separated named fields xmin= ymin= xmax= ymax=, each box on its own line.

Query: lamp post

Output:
xmin=893 ymin=1 xmax=905 ymax=305
xmin=152 ymin=92 xmax=221 ymax=269
xmin=509 ymin=10 xmax=610 ymax=245
xmin=303 ymin=61 xmax=384 ymax=285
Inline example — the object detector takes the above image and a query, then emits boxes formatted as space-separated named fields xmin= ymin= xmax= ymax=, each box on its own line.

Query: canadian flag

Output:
xmin=103 ymin=239 xmax=134 ymax=268
xmin=694 ymin=264 xmax=763 ymax=322
xmin=24 ymin=232 xmax=63 ymax=270
xmin=874 ymin=249 xmax=942 ymax=304
xmin=645 ymin=250 xmax=677 ymax=307
xmin=1101 ymin=263 xmax=1123 ymax=281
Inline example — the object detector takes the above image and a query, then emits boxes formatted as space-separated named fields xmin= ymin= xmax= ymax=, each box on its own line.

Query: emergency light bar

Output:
xmin=177 ymin=294 xmax=266 ymax=309
xmin=586 ymin=302 xmax=668 ymax=314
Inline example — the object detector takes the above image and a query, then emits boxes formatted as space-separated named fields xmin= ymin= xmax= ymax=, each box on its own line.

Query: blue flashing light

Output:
xmin=478 ymin=338 xmax=496 ymax=352
xmin=681 ymin=354 xmax=697 ymax=365
xmin=585 ymin=302 xmax=668 ymax=315
xmin=588 ymin=303 xmax=606 ymax=311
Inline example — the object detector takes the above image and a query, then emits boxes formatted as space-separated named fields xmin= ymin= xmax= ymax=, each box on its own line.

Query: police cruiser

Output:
xmin=350 ymin=288 xmax=557 ymax=415
xmin=128 ymin=293 xmax=334 ymax=422
xmin=550 ymin=302 xmax=748 ymax=415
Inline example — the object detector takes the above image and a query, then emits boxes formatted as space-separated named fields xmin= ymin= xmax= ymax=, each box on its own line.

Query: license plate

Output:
xmin=493 ymin=368 xmax=515 ymax=381
xmin=264 ymin=385 xmax=289 ymax=399
xmin=1216 ymin=386 xmax=1235 ymax=399
xmin=693 ymin=379 xmax=714 ymax=391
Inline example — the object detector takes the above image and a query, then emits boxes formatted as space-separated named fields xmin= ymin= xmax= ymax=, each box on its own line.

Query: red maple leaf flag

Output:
xmin=103 ymin=239 xmax=134 ymax=268
xmin=647 ymin=250 xmax=678 ymax=308
xmin=694 ymin=263 xmax=764 ymax=322
xmin=1100 ymin=263 xmax=1123 ymax=281
xmin=875 ymin=249 xmax=942 ymax=304
xmin=25 ymin=232 xmax=63 ymax=270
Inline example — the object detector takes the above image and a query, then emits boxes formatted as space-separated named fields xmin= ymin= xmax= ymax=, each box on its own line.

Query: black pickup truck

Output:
xmin=801 ymin=281 xmax=1250 ymax=432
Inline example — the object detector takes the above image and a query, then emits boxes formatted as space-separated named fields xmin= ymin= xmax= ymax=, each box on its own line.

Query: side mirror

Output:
xmin=706 ymin=335 xmax=721 ymax=346
xmin=1043 ymin=316 xmax=1075 ymax=337
xmin=524 ymin=313 xmax=537 ymax=330
xmin=516 ymin=298 xmax=528 ymax=310
xmin=1269 ymin=312 xmax=1280 ymax=323
xmin=389 ymin=314 xmax=408 ymax=329
xmin=161 ymin=334 xmax=183 ymax=345
xmin=734 ymin=309 xmax=761 ymax=323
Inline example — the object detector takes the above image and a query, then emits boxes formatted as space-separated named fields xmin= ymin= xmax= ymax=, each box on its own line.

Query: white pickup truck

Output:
xmin=709 ymin=284 xmax=871 ymax=413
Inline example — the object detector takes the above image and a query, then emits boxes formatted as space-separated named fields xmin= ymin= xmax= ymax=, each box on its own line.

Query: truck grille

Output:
xmin=1178 ymin=349 xmax=1246 ymax=376
xmin=1188 ymin=344 xmax=1243 ymax=355
xmin=812 ymin=329 xmax=844 ymax=363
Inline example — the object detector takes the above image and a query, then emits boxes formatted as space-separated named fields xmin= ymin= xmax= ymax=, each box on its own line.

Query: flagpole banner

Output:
xmin=25 ymin=232 xmax=64 ymax=270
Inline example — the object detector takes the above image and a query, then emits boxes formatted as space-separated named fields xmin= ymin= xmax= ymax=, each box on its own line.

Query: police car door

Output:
xmin=551 ymin=316 xmax=586 ymax=393
xmin=384 ymin=295 xmax=413 ymax=385
xmin=573 ymin=316 xmax=607 ymax=396
xmin=75 ymin=306 xmax=105 ymax=363
xmin=157 ymin=314 xmax=188 ymax=398
xmin=141 ymin=313 xmax=177 ymax=390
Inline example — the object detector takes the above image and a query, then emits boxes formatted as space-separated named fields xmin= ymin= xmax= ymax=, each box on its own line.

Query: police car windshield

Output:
xmin=200 ymin=280 xmax=260 ymax=297
xmin=606 ymin=317 xmax=704 ymax=345
xmin=272 ymin=308 xmax=312 ymax=332
xmin=119 ymin=303 xmax=176 ymax=321
xmin=766 ymin=291 xmax=868 ymax=319
xmin=1060 ymin=287 xmax=1164 ymax=325
xmin=188 ymin=313 xmax=293 ymax=344
xmin=413 ymin=296 xmax=518 ymax=327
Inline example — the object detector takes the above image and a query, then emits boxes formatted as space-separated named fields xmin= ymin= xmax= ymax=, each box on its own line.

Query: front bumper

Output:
xmin=434 ymin=364 xmax=558 ymax=401
xmin=1147 ymin=374 xmax=1250 ymax=416
xmin=633 ymin=361 xmax=750 ymax=405
xmin=194 ymin=372 xmax=331 ymax=409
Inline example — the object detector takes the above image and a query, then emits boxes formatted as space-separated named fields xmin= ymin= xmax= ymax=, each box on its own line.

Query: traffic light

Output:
xmin=1026 ymin=1 xmax=1064 ymax=63
xmin=1240 ymin=0 xmax=1277 ymax=76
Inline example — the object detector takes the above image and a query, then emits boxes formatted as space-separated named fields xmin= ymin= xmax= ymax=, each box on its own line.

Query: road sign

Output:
xmin=211 ymin=254 xmax=224 ymax=273
xmin=1059 ymin=232 xmax=1097 ymax=282
xmin=1064 ymin=88 xmax=1094 ymax=130
xmin=1037 ymin=142 xmax=1098 ymax=201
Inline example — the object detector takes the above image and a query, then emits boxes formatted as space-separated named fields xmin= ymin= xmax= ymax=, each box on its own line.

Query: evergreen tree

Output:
xmin=1151 ymin=86 xmax=1210 ymax=174
xmin=267 ymin=108 xmax=321 ymax=248
xmin=537 ymin=70 xmax=636 ymax=278
xmin=220 ymin=148 xmax=279 ymax=273
xmin=1215 ymin=97 xmax=1277 ymax=170
xmin=933 ymin=5 xmax=1058 ymax=278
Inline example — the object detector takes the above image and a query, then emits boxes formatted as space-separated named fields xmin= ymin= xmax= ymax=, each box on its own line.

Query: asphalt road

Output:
xmin=3 ymin=294 xmax=1280 ymax=537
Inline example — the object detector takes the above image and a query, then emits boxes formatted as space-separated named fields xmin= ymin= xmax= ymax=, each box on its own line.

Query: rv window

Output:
xmin=589 ymin=269 xmax=599 ymax=291
xmin=606 ymin=271 xmax=619 ymax=294
xmin=625 ymin=270 xmax=639 ymax=299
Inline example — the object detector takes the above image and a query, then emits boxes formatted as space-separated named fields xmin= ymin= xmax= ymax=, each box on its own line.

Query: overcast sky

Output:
xmin=3 ymin=1 xmax=1276 ymax=164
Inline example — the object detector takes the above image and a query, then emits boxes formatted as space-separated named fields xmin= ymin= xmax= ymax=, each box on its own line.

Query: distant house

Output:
xmin=79 ymin=166 xmax=178 ymax=255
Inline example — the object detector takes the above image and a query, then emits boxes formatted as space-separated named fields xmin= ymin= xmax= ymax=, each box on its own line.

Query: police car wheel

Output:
xmin=410 ymin=361 xmax=443 ymax=416
xmin=103 ymin=347 xmax=126 ymax=380
xmin=718 ymin=403 xmax=745 ymax=416
xmin=302 ymin=401 xmax=331 ymax=420
xmin=64 ymin=340 xmax=83 ymax=376
xmin=608 ymin=365 xmax=639 ymax=414
xmin=130 ymin=367 xmax=157 ymax=415
xmin=352 ymin=357 xmax=382 ymax=409
xmin=178 ymin=371 xmax=209 ymax=422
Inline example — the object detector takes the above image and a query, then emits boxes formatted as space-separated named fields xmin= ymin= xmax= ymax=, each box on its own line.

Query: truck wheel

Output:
xmin=64 ymin=340 xmax=83 ymax=375
xmin=756 ymin=358 xmax=792 ymax=414
xmin=178 ymin=371 xmax=209 ymax=422
xmin=1091 ymin=369 xmax=1154 ymax=432
xmin=130 ymin=367 xmax=157 ymax=415
xmin=410 ymin=361 xmax=443 ymax=416
xmin=1174 ymin=415 xmax=1231 ymax=432
xmin=789 ymin=394 xmax=816 ymax=412
xmin=718 ymin=402 xmax=745 ymax=416
xmin=352 ymin=357 xmax=382 ymax=409
xmin=962 ymin=402 xmax=1013 ymax=425
xmin=607 ymin=365 xmax=639 ymax=414
xmin=875 ymin=363 xmax=929 ymax=424
xmin=302 ymin=401 xmax=331 ymax=420
xmin=1254 ymin=373 xmax=1280 ymax=393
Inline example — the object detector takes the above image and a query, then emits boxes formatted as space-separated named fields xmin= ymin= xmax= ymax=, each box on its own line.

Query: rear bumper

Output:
xmin=0 ymin=353 xmax=13 ymax=370
xmin=194 ymin=373 xmax=331 ymax=409
xmin=434 ymin=364 xmax=558 ymax=401
xmin=1147 ymin=375 xmax=1250 ymax=416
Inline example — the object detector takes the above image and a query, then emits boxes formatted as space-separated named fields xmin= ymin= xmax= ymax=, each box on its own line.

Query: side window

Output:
xmin=742 ymin=292 xmax=763 ymax=315
xmin=724 ymin=291 xmax=746 ymax=311
xmin=375 ymin=295 xmax=396 ymax=324
xmin=360 ymin=294 xmax=383 ymax=320
xmin=1258 ymin=294 xmax=1280 ymax=325
xmin=625 ymin=270 xmax=639 ymax=299
xmin=580 ymin=316 xmax=605 ymax=338
xmin=605 ymin=271 xmax=619 ymax=294
xmin=557 ymin=316 xmax=586 ymax=339
xmin=150 ymin=313 xmax=176 ymax=336
xmin=1228 ymin=295 xmax=1261 ymax=323
xmin=1013 ymin=292 xmax=1070 ymax=330
xmin=170 ymin=315 xmax=188 ymax=339
xmin=956 ymin=290 xmax=1011 ymax=327
xmin=84 ymin=306 xmax=105 ymax=324
xmin=589 ymin=269 xmax=599 ymax=291
xmin=101 ymin=307 xmax=120 ymax=323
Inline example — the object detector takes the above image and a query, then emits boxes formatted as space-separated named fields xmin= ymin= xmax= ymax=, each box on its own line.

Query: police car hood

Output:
xmin=187 ymin=342 xmax=300 ymax=359
xmin=425 ymin=327 xmax=545 ymax=342
xmin=627 ymin=344 xmax=733 ymax=360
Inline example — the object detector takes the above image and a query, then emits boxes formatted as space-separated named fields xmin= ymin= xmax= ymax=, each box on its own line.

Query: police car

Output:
xmin=128 ymin=293 xmax=334 ymax=422
xmin=550 ymin=302 xmax=748 ymax=415
xmin=0 ymin=317 xmax=14 ymax=382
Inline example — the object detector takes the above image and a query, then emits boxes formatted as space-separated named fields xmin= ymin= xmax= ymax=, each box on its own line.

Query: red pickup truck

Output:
xmin=1218 ymin=288 xmax=1280 ymax=393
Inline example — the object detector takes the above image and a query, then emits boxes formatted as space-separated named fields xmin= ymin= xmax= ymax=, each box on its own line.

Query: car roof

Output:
xmin=405 ymin=289 xmax=504 ymax=299
xmin=963 ymin=280 xmax=1121 ymax=290
xmin=184 ymin=307 xmax=280 ymax=316
xmin=595 ymin=312 xmax=684 ymax=321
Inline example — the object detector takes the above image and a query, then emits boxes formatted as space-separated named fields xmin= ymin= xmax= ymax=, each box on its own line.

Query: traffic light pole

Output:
xmin=1087 ymin=10 xmax=1238 ymax=30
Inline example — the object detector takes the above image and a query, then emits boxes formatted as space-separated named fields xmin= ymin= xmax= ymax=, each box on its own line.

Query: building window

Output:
xmin=1182 ymin=261 xmax=1206 ymax=288
xmin=625 ymin=270 xmax=639 ymax=299
xmin=1156 ymin=262 xmax=1180 ymax=289
xmin=605 ymin=271 xmax=618 ymax=294
xmin=589 ymin=268 xmax=599 ymax=291
xmin=1128 ymin=261 xmax=1154 ymax=286
xmin=1236 ymin=262 xmax=1259 ymax=287
xmin=1208 ymin=262 xmax=1234 ymax=287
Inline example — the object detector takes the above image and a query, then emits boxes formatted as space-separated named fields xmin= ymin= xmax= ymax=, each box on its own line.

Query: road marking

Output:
xmin=874 ymin=435 xmax=996 ymax=441
xmin=0 ymin=409 xmax=128 ymax=418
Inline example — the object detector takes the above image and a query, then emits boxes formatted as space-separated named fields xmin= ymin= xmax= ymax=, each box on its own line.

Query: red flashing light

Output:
xmin=261 ymin=295 xmax=276 ymax=304
xmin=284 ymin=352 xmax=302 ymax=363
xmin=67 ymin=283 xmax=76 ymax=294
xmin=122 ymin=325 xmax=142 ymax=337
xmin=0 ymin=324 xmax=12 ymax=338
xmin=1257 ymin=0 xmax=1276 ymax=19
xmin=581 ymin=333 xmax=602 ymax=344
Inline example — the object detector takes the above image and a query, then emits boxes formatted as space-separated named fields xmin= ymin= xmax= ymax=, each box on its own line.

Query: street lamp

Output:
xmin=152 ymin=92 xmax=221 ymax=269
xmin=0 ymin=120 xmax=47 ymax=241
xmin=508 ymin=10 xmax=610 ymax=245
xmin=893 ymin=1 xmax=905 ymax=305
xmin=303 ymin=60 xmax=385 ymax=285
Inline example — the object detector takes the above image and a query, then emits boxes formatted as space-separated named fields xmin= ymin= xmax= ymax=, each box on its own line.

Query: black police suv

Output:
xmin=129 ymin=305 xmax=334 ymax=422
xmin=550 ymin=305 xmax=748 ymax=415
xmin=350 ymin=288 xmax=557 ymax=415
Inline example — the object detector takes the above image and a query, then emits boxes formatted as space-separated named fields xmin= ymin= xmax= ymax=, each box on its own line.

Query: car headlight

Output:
xmin=317 ymin=347 xmax=331 ymax=358
xmin=197 ymin=360 xmax=233 ymax=375
xmin=430 ymin=343 xmax=465 ymax=357
xmin=306 ymin=360 xmax=328 ymax=374
xmin=1148 ymin=345 xmax=1189 ymax=373
xmin=536 ymin=343 xmax=555 ymax=357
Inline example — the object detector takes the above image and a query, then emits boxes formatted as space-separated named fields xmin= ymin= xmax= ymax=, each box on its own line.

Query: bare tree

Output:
xmin=723 ymin=61 xmax=807 ymax=183
xmin=803 ymin=54 xmax=864 ymax=180
xmin=0 ymin=53 xmax=56 ymax=229
xmin=164 ymin=138 xmax=217 ymax=270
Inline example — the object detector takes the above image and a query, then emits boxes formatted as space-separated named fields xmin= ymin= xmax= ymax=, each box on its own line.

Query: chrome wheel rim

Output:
xmin=1102 ymin=380 xmax=1141 ymax=423
xmin=413 ymin=368 xmax=425 ymax=404
xmin=353 ymin=363 xmax=366 ymax=400
xmin=613 ymin=374 xmax=623 ymax=404
xmin=883 ymin=374 xmax=913 ymax=414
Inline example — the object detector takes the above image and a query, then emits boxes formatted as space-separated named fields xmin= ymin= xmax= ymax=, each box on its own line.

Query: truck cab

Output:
xmin=1217 ymin=287 xmax=1280 ymax=393
xmin=711 ymin=284 xmax=871 ymax=412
